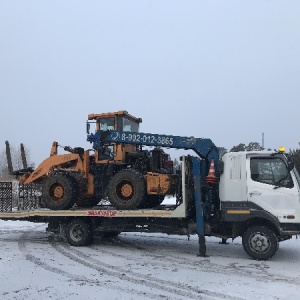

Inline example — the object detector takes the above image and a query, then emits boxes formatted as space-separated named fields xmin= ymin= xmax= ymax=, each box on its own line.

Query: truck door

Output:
xmin=247 ymin=155 xmax=300 ymax=220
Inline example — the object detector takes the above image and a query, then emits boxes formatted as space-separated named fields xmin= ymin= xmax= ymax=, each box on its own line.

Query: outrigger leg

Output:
xmin=197 ymin=234 xmax=207 ymax=257
xmin=191 ymin=157 xmax=208 ymax=257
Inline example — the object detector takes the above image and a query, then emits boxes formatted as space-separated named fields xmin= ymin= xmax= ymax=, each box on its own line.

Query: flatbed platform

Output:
xmin=0 ymin=203 xmax=186 ymax=220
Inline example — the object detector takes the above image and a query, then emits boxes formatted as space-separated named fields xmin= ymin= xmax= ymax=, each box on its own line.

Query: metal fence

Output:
xmin=0 ymin=182 xmax=41 ymax=212
xmin=0 ymin=182 xmax=12 ymax=212
xmin=18 ymin=183 xmax=41 ymax=210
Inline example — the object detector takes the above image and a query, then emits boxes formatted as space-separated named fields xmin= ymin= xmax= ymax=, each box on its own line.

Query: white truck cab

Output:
xmin=218 ymin=150 xmax=300 ymax=259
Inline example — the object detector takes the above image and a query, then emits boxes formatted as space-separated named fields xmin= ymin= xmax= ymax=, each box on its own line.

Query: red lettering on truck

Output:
xmin=87 ymin=210 xmax=117 ymax=217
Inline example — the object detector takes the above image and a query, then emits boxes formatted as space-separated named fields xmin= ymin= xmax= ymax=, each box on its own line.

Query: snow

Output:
xmin=0 ymin=219 xmax=299 ymax=300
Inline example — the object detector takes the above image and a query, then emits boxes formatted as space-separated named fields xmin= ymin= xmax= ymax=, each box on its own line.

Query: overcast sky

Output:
xmin=1 ymin=1 xmax=299 ymax=165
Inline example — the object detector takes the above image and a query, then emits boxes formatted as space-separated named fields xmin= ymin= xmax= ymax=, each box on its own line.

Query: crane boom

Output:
xmin=87 ymin=130 xmax=220 ymax=165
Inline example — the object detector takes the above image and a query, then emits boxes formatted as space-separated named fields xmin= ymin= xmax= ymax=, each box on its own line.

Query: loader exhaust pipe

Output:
xmin=5 ymin=141 xmax=13 ymax=174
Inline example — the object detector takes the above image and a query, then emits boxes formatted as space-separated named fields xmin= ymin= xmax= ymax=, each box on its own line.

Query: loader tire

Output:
xmin=42 ymin=173 xmax=77 ymax=210
xmin=242 ymin=225 xmax=279 ymax=260
xmin=107 ymin=169 xmax=146 ymax=210
xmin=65 ymin=218 xmax=93 ymax=246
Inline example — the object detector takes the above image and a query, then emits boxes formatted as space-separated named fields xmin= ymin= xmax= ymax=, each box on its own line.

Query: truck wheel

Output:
xmin=242 ymin=226 xmax=279 ymax=260
xmin=107 ymin=169 xmax=146 ymax=210
xmin=65 ymin=219 xmax=93 ymax=246
xmin=42 ymin=173 xmax=77 ymax=210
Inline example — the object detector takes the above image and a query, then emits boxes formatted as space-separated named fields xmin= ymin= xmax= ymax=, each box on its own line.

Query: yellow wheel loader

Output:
xmin=13 ymin=111 xmax=178 ymax=210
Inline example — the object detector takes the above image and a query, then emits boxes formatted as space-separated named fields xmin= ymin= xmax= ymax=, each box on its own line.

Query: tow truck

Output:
xmin=1 ymin=111 xmax=300 ymax=260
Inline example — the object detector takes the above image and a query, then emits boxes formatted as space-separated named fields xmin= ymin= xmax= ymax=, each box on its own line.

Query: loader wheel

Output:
xmin=42 ymin=173 xmax=77 ymax=210
xmin=65 ymin=218 xmax=93 ymax=246
xmin=242 ymin=226 xmax=279 ymax=260
xmin=107 ymin=169 xmax=146 ymax=210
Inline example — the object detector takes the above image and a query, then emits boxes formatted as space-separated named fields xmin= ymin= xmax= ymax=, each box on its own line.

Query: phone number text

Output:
xmin=111 ymin=132 xmax=174 ymax=145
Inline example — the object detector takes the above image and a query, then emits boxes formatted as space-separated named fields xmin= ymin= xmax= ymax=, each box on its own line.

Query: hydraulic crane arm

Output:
xmin=87 ymin=130 xmax=220 ymax=165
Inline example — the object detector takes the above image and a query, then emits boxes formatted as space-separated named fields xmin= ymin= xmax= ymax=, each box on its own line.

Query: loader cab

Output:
xmin=87 ymin=111 xmax=142 ymax=163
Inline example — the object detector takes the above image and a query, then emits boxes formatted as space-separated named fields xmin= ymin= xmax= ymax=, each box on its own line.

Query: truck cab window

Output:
xmin=250 ymin=157 xmax=294 ymax=188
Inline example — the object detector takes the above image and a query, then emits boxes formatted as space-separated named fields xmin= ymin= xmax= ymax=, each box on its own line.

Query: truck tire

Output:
xmin=107 ymin=169 xmax=146 ymax=210
xmin=65 ymin=218 xmax=93 ymax=246
xmin=42 ymin=173 xmax=77 ymax=210
xmin=242 ymin=226 xmax=279 ymax=260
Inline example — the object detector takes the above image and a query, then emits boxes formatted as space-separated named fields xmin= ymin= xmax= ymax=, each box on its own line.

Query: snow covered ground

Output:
xmin=0 ymin=219 xmax=299 ymax=300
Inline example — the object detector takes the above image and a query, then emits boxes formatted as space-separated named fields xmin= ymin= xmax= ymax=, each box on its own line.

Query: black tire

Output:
xmin=142 ymin=195 xmax=165 ymax=208
xmin=42 ymin=173 xmax=77 ymax=210
xmin=242 ymin=226 xmax=279 ymax=260
xmin=107 ymin=169 xmax=146 ymax=210
xmin=69 ymin=173 xmax=101 ymax=208
xmin=65 ymin=218 xmax=93 ymax=246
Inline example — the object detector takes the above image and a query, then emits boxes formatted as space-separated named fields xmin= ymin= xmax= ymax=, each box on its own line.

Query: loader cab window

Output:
xmin=250 ymin=157 xmax=293 ymax=188
xmin=99 ymin=118 xmax=115 ymax=131
xmin=121 ymin=116 xmax=139 ymax=132
xmin=98 ymin=145 xmax=114 ymax=160
xmin=97 ymin=118 xmax=115 ymax=160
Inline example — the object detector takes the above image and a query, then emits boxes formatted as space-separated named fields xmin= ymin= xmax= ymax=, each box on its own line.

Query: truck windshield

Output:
xmin=122 ymin=117 xmax=139 ymax=132
xmin=250 ymin=157 xmax=294 ymax=188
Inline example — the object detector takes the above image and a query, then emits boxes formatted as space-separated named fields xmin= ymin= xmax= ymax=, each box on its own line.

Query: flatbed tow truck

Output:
xmin=1 ymin=111 xmax=300 ymax=260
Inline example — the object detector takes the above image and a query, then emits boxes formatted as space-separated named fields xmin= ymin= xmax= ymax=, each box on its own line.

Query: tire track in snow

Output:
xmin=97 ymin=234 xmax=300 ymax=287
xmin=51 ymin=238 xmax=243 ymax=300
xmin=17 ymin=229 xmax=165 ymax=300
